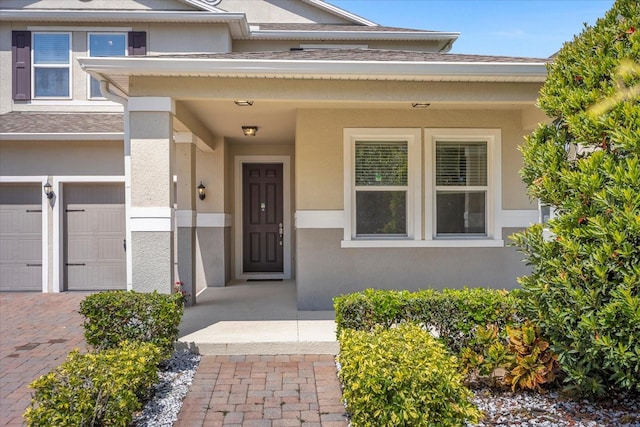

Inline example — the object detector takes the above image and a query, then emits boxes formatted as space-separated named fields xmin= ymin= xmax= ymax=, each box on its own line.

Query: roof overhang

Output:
xmin=299 ymin=0 xmax=377 ymax=26
xmin=243 ymin=28 xmax=460 ymax=43
xmin=78 ymin=56 xmax=548 ymax=89
xmin=0 ymin=10 xmax=250 ymax=37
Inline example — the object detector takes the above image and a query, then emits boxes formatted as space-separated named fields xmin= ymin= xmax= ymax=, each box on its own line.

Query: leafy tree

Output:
xmin=511 ymin=0 xmax=639 ymax=396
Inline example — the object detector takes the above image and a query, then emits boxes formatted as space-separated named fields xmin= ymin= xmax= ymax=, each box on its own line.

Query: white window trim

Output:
xmin=31 ymin=32 xmax=72 ymax=100
xmin=87 ymin=32 xmax=128 ymax=100
xmin=425 ymin=128 xmax=502 ymax=243
xmin=343 ymin=128 xmax=422 ymax=242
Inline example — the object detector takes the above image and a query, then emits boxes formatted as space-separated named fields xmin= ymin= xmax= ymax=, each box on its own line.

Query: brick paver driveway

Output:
xmin=0 ymin=292 xmax=89 ymax=426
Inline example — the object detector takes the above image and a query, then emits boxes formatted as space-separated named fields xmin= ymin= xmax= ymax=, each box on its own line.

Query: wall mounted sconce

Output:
xmin=43 ymin=182 xmax=54 ymax=199
xmin=242 ymin=126 xmax=258 ymax=137
xmin=197 ymin=182 xmax=206 ymax=200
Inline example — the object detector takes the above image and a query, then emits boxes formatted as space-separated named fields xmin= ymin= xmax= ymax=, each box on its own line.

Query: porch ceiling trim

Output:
xmin=78 ymin=57 xmax=548 ymax=84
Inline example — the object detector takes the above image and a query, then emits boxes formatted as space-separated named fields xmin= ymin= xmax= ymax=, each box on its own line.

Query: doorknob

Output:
xmin=279 ymin=223 xmax=283 ymax=246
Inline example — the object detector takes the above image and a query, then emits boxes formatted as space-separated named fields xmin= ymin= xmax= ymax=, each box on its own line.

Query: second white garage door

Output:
xmin=64 ymin=183 xmax=126 ymax=291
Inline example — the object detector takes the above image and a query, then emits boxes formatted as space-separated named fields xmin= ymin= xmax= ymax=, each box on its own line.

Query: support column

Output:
xmin=128 ymin=97 xmax=175 ymax=293
xmin=175 ymin=132 xmax=197 ymax=305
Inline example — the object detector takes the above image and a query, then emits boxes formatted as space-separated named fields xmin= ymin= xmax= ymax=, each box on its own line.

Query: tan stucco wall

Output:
xmin=0 ymin=22 xmax=12 ymax=114
xmin=195 ymin=138 xmax=226 ymax=214
xmin=232 ymin=40 xmax=444 ymax=53
xmin=295 ymin=108 xmax=535 ymax=211
xmin=0 ymin=140 xmax=124 ymax=175
xmin=147 ymin=23 xmax=231 ymax=55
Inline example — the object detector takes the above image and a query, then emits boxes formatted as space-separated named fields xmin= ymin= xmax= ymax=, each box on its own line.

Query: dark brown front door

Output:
xmin=243 ymin=163 xmax=284 ymax=273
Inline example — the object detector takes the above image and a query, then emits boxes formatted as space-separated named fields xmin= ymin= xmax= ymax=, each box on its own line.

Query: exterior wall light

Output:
xmin=242 ymin=126 xmax=258 ymax=137
xmin=197 ymin=182 xmax=206 ymax=200
xmin=43 ymin=182 xmax=54 ymax=199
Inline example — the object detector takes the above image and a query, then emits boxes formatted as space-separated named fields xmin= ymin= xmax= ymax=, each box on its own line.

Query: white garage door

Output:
xmin=0 ymin=184 xmax=42 ymax=291
xmin=64 ymin=183 xmax=126 ymax=291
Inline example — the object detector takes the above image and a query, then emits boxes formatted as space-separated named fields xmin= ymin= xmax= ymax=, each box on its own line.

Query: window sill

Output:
xmin=341 ymin=239 xmax=505 ymax=248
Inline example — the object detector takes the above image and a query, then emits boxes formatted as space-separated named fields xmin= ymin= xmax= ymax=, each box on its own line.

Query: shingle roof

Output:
xmin=0 ymin=112 xmax=123 ymax=134
xmin=152 ymin=48 xmax=549 ymax=63
xmin=253 ymin=23 xmax=442 ymax=33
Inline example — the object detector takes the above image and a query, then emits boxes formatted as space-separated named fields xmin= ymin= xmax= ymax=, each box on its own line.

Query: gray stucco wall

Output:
xmin=295 ymin=227 xmax=530 ymax=310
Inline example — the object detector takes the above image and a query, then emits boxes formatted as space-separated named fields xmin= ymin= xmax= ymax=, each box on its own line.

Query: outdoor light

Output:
xmin=234 ymin=100 xmax=254 ymax=106
xmin=197 ymin=182 xmax=206 ymax=200
xmin=43 ymin=182 xmax=53 ymax=199
xmin=242 ymin=126 xmax=258 ymax=137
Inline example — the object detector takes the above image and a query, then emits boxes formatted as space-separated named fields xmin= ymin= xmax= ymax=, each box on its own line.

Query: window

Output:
xmin=88 ymin=33 xmax=126 ymax=99
xmin=32 ymin=33 xmax=71 ymax=98
xmin=344 ymin=129 xmax=421 ymax=241
xmin=425 ymin=129 xmax=500 ymax=241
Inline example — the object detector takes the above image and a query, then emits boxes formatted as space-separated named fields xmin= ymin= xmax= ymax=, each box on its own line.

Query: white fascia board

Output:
xmin=0 ymin=133 xmax=124 ymax=141
xmin=246 ymin=30 xmax=460 ymax=43
xmin=78 ymin=56 xmax=548 ymax=83
xmin=1 ymin=10 xmax=249 ymax=37
xmin=300 ymin=0 xmax=377 ymax=26
xmin=179 ymin=0 xmax=224 ymax=13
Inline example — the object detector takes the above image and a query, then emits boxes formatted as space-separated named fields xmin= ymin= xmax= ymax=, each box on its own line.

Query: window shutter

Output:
xmin=128 ymin=31 xmax=146 ymax=56
xmin=12 ymin=31 xmax=31 ymax=100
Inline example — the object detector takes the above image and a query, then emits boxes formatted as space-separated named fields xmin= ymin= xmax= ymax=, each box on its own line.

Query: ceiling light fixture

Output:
xmin=411 ymin=103 xmax=431 ymax=108
xmin=242 ymin=126 xmax=258 ymax=137
xmin=234 ymin=100 xmax=254 ymax=106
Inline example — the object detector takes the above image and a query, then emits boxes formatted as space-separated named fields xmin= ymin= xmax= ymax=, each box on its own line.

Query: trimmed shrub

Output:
xmin=79 ymin=290 xmax=184 ymax=358
xmin=24 ymin=341 xmax=161 ymax=427
xmin=334 ymin=287 xmax=521 ymax=353
xmin=338 ymin=324 xmax=481 ymax=427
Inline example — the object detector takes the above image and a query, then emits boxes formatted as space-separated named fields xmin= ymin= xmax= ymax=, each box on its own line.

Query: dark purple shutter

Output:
xmin=128 ymin=31 xmax=146 ymax=56
xmin=12 ymin=31 xmax=31 ymax=100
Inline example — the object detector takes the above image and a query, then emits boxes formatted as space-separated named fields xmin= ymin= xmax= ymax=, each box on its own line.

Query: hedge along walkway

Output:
xmin=0 ymin=292 xmax=90 ymax=426
xmin=175 ymin=354 xmax=348 ymax=427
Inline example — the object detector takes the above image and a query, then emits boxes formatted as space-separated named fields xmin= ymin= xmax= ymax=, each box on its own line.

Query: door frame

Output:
xmin=52 ymin=176 xmax=125 ymax=292
xmin=0 ymin=176 xmax=49 ymax=293
xmin=234 ymin=155 xmax=291 ymax=280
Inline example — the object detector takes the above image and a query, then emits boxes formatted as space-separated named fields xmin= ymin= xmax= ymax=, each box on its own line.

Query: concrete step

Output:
xmin=177 ymin=320 xmax=339 ymax=355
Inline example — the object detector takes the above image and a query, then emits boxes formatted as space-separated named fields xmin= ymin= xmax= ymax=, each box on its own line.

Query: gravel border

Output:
xmin=133 ymin=350 xmax=201 ymax=427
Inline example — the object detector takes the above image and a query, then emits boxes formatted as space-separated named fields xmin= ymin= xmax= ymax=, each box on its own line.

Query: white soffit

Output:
xmin=244 ymin=29 xmax=460 ymax=43
xmin=79 ymin=57 xmax=548 ymax=83
xmin=300 ymin=0 xmax=377 ymax=26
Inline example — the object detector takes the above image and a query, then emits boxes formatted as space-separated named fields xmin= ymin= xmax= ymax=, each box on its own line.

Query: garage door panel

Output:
xmin=0 ymin=184 xmax=42 ymax=291
xmin=64 ymin=183 xmax=126 ymax=291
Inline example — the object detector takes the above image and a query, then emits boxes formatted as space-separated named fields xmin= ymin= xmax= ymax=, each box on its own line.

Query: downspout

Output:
xmin=100 ymin=80 xmax=134 ymax=291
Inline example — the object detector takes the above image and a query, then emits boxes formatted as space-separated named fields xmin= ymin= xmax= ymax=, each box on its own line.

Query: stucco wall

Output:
xmin=295 ymin=108 xmax=535 ymax=211
xmin=0 ymin=140 xmax=124 ymax=175
xmin=218 ymin=0 xmax=352 ymax=24
xmin=232 ymin=40 xmax=444 ymax=53
xmin=296 ymin=227 xmax=529 ymax=310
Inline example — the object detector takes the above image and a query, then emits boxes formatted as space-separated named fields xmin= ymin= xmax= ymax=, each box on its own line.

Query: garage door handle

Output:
xmin=65 ymin=209 xmax=85 ymax=212
xmin=26 ymin=263 xmax=42 ymax=267
xmin=26 ymin=209 xmax=42 ymax=213
xmin=65 ymin=263 xmax=86 ymax=266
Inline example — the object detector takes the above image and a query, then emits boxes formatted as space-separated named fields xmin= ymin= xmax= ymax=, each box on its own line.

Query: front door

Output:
xmin=242 ymin=163 xmax=283 ymax=273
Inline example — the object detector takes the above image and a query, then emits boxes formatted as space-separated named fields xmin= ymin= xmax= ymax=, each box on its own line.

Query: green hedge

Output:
xmin=334 ymin=288 xmax=521 ymax=354
xmin=79 ymin=290 xmax=184 ymax=359
xmin=338 ymin=324 xmax=480 ymax=427
xmin=24 ymin=342 xmax=161 ymax=427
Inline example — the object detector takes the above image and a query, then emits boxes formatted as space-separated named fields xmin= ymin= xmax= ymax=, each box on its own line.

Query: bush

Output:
xmin=334 ymin=288 xmax=521 ymax=353
xmin=24 ymin=342 xmax=161 ymax=427
xmin=338 ymin=324 xmax=480 ymax=427
xmin=512 ymin=0 xmax=640 ymax=395
xmin=79 ymin=290 xmax=184 ymax=359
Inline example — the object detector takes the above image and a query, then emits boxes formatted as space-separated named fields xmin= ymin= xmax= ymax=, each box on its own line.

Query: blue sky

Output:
xmin=327 ymin=0 xmax=615 ymax=58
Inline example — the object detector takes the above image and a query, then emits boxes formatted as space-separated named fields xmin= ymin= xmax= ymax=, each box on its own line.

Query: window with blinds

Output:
xmin=88 ymin=33 xmax=126 ymax=98
xmin=354 ymin=141 xmax=408 ymax=236
xmin=435 ymin=141 xmax=488 ymax=235
xmin=33 ymin=33 xmax=71 ymax=98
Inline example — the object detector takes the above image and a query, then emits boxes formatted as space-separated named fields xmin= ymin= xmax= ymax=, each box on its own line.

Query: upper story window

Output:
xmin=32 ymin=33 xmax=71 ymax=98
xmin=88 ymin=33 xmax=126 ymax=99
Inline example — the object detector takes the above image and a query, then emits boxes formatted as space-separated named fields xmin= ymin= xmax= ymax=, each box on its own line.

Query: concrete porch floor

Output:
xmin=178 ymin=280 xmax=339 ymax=355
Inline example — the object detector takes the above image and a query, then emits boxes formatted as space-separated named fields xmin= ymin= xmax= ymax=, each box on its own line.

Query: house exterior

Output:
xmin=0 ymin=0 xmax=549 ymax=309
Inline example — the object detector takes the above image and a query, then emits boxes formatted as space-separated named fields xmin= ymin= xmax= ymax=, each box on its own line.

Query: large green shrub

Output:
xmin=24 ymin=342 xmax=161 ymax=427
xmin=334 ymin=287 xmax=521 ymax=353
xmin=511 ymin=0 xmax=640 ymax=395
xmin=79 ymin=290 xmax=184 ymax=359
xmin=338 ymin=324 xmax=480 ymax=427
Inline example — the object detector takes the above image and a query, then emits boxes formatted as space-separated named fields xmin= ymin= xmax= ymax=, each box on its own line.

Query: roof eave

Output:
xmin=78 ymin=56 xmax=548 ymax=83
xmin=244 ymin=30 xmax=460 ymax=43
xmin=299 ymin=0 xmax=377 ymax=26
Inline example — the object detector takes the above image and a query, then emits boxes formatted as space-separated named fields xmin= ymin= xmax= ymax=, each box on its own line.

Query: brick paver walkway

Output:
xmin=0 ymin=292 xmax=89 ymax=426
xmin=175 ymin=354 xmax=348 ymax=427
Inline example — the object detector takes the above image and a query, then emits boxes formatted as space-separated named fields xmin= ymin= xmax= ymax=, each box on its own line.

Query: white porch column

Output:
xmin=128 ymin=97 xmax=175 ymax=293
xmin=175 ymin=132 xmax=197 ymax=305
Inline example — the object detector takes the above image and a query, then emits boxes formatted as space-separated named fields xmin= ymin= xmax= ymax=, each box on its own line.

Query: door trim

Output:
xmin=234 ymin=156 xmax=291 ymax=280
xmin=0 ymin=176 xmax=49 ymax=293
xmin=52 ymin=176 xmax=125 ymax=292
